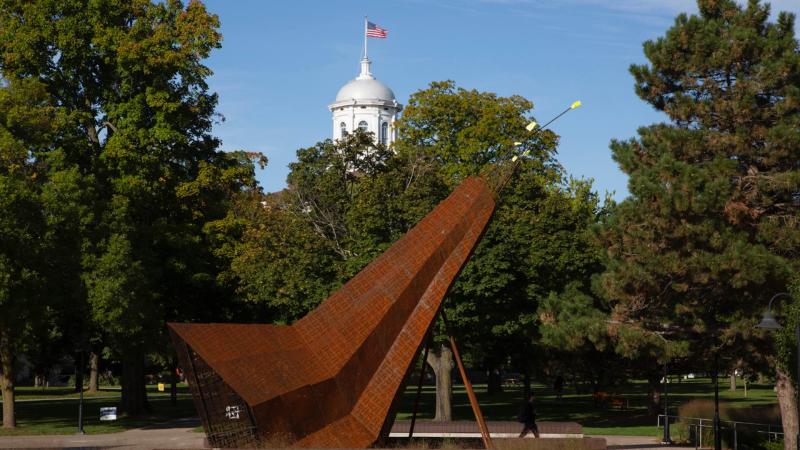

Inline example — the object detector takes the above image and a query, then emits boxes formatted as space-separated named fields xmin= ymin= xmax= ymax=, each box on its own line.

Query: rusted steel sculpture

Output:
xmin=169 ymin=175 xmax=498 ymax=448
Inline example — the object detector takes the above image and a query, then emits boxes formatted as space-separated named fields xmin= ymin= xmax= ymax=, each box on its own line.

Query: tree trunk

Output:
xmin=775 ymin=367 xmax=797 ymax=450
xmin=88 ymin=352 xmax=99 ymax=394
xmin=0 ymin=328 xmax=15 ymax=428
xmin=426 ymin=344 xmax=453 ymax=422
xmin=729 ymin=373 xmax=736 ymax=391
xmin=120 ymin=348 xmax=149 ymax=416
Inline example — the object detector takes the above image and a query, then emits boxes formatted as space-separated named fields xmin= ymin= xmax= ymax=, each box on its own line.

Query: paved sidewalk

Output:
xmin=0 ymin=421 xmax=697 ymax=450
xmin=0 ymin=417 xmax=205 ymax=449
xmin=592 ymin=434 xmax=696 ymax=449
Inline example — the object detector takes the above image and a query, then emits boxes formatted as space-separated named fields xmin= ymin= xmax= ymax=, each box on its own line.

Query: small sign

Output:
xmin=99 ymin=406 xmax=117 ymax=421
xmin=157 ymin=383 xmax=165 ymax=392
xmin=225 ymin=405 xmax=241 ymax=420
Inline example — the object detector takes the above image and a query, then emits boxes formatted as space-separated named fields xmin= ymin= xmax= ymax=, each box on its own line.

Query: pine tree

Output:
xmin=597 ymin=1 xmax=800 ymax=446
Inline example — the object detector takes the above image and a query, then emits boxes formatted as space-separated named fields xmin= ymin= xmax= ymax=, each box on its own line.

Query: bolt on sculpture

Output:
xmin=169 ymin=102 xmax=581 ymax=449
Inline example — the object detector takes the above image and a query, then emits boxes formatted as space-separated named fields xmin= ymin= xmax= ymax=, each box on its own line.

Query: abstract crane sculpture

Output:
xmin=169 ymin=102 xmax=581 ymax=448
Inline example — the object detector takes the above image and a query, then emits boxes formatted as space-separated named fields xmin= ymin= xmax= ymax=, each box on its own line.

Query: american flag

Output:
xmin=367 ymin=21 xmax=388 ymax=38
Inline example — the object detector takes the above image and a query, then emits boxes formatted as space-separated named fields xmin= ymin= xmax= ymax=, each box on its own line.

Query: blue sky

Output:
xmin=202 ymin=0 xmax=799 ymax=200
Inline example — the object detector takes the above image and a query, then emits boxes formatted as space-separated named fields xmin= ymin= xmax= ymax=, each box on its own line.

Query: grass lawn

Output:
xmin=13 ymin=383 xmax=193 ymax=400
xmin=0 ymin=384 xmax=195 ymax=436
xmin=0 ymin=377 xmax=780 ymax=438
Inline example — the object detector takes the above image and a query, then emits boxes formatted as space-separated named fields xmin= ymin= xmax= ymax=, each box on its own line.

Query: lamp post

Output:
xmin=76 ymin=349 xmax=85 ymax=435
xmin=650 ymin=331 xmax=673 ymax=445
xmin=662 ymin=358 xmax=672 ymax=445
xmin=757 ymin=292 xmax=798 ymax=450
xmin=713 ymin=351 xmax=721 ymax=450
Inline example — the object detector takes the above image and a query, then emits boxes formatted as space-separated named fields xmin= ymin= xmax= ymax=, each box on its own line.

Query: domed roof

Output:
xmin=336 ymin=78 xmax=395 ymax=102
xmin=334 ymin=58 xmax=396 ymax=102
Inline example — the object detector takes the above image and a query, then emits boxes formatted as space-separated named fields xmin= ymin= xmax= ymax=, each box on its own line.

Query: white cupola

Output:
xmin=329 ymin=57 xmax=402 ymax=146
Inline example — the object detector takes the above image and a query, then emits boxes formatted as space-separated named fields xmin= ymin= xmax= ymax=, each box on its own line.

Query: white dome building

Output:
xmin=329 ymin=57 xmax=402 ymax=146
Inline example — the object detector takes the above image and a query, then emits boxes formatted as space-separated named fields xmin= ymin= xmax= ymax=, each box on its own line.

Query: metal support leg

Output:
xmin=441 ymin=309 xmax=493 ymax=449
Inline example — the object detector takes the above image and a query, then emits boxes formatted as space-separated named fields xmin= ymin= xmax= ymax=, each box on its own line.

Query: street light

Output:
xmin=76 ymin=349 xmax=85 ymax=435
xmin=713 ymin=351 xmax=721 ymax=450
xmin=646 ymin=330 xmax=673 ymax=445
xmin=659 ymin=339 xmax=672 ymax=445
xmin=757 ymin=292 xmax=798 ymax=450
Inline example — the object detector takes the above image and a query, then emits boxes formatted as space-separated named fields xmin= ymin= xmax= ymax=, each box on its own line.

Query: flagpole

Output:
xmin=364 ymin=16 xmax=368 ymax=59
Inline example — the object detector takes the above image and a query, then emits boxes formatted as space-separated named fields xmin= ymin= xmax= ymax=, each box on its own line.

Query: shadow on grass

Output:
xmin=138 ymin=416 xmax=201 ymax=430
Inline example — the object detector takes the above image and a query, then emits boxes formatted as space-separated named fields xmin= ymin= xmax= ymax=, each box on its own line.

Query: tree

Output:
xmin=230 ymin=131 xmax=392 ymax=323
xmin=0 ymin=165 xmax=47 ymax=429
xmin=229 ymin=187 xmax=339 ymax=323
xmin=396 ymin=81 xmax=605 ymax=412
xmin=0 ymin=0 xmax=257 ymax=416
xmin=0 ymin=75 xmax=84 ymax=427
xmin=596 ymin=1 xmax=800 ymax=446
xmin=449 ymin=175 xmax=604 ymax=399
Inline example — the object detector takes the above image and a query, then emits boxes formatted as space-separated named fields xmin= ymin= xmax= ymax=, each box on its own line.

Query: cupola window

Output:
xmin=380 ymin=122 xmax=388 ymax=145
xmin=340 ymin=122 xmax=347 ymax=138
xmin=358 ymin=121 xmax=368 ymax=132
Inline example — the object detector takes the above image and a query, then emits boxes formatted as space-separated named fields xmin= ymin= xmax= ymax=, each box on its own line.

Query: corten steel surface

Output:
xmin=169 ymin=175 xmax=497 ymax=448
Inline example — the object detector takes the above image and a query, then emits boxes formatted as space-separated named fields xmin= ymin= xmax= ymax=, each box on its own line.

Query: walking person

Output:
xmin=553 ymin=374 xmax=564 ymax=401
xmin=517 ymin=394 xmax=540 ymax=438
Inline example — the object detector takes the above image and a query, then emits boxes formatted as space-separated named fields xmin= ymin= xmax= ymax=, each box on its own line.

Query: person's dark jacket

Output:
xmin=522 ymin=400 xmax=536 ymax=426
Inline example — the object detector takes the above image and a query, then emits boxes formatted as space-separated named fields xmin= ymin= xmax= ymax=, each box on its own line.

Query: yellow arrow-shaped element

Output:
xmin=525 ymin=121 xmax=538 ymax=132
xmin=570 ymin=100 xmax=582 ymax=110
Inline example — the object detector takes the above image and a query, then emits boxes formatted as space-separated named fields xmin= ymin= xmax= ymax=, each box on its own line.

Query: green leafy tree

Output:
xmin=596 ymin=0 xmax=800 ymax=444
xmin=230 ymin=188 xmax=340 ymax=323
xmin=395 ymin=81 xmax=556 ymax=188
xmin=396 ymin=81 xmax=606 ymax=416
xmin=0 ymin=75 xmax=85 ymax=427
xmin=287 ymin=130 xmax=396 ymax=272
xmin=447 ymin=174 xmax=605 ymax=398
xmin=231 ymin=131 xmax=398 ymax=321
xmin=0 ymin=0 xmax=257 ymax=416
xmin=0 ymin=168 xmax=46 ymax=429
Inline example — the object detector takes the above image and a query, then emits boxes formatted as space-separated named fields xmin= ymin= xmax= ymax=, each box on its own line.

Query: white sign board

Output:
xmin=99 ymin=406 xmax=117 ymax=421
xmin=225 ymin=405 xmax=241 ymax=420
